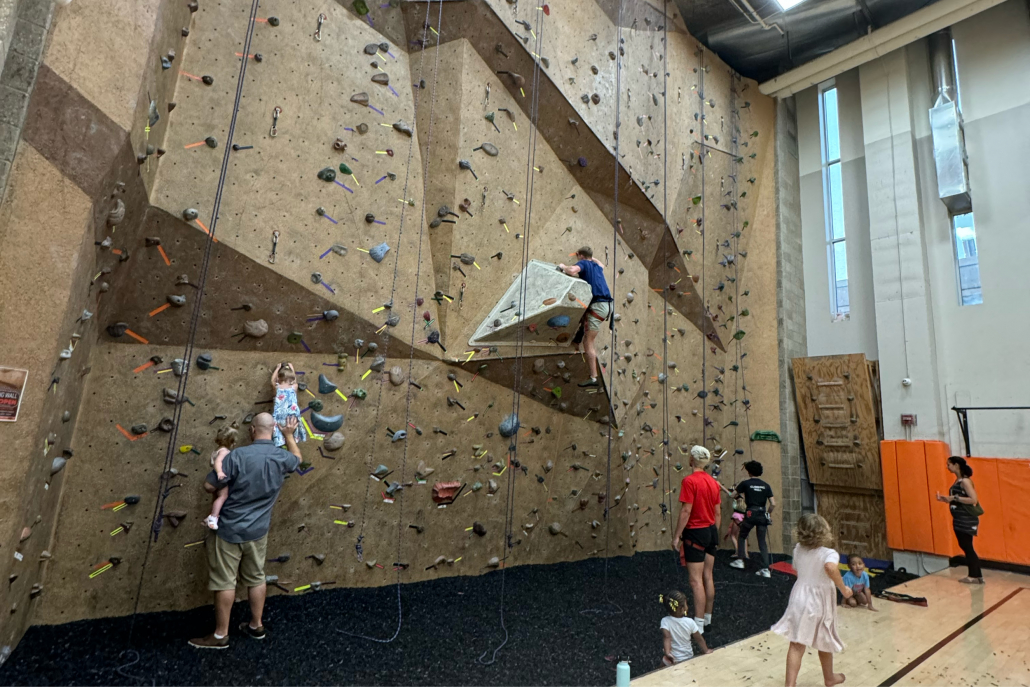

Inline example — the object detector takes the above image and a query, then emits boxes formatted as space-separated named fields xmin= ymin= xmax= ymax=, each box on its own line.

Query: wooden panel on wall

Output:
xmin=815 ymin=486 xmax=890 ymax=561
xmin=792 ymin=354 xmax=882 ymax=490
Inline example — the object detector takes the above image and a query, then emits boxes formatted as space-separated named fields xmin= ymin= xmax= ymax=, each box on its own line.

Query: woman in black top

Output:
xmin=935 ymin=456 xmax=983 ymax=584
xmin=728 ymin=461 xmax=776 ymax=577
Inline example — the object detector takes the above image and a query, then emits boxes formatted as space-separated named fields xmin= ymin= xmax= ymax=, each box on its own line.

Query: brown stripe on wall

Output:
xmin=22 ymin=63 xmax=129 ymax=200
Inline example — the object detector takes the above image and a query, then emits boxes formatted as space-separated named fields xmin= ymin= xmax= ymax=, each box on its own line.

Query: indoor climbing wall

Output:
xmin=25 ymin=0 xmax=778 ymax=627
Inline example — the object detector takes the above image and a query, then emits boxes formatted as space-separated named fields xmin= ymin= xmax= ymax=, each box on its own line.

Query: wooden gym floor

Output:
xmin=633 ymin=567 xmax=1030 ymax=687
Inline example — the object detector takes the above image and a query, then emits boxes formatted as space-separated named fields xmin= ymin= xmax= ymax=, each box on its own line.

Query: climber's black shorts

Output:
xmin=679 ymin=525 xmax=718 ymax=564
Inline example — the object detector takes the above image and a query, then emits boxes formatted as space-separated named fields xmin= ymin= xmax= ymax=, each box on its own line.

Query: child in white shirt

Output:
xmin=660 ymin=590 xmax=712 ymax=666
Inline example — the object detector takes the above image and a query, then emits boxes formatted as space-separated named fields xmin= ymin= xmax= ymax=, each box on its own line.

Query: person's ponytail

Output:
xmin=948 ymin=455 xmax=974 ymax=478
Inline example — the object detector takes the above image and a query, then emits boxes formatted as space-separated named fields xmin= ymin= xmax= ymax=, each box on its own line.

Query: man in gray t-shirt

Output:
xmin=189 ymin=413 xmax=301 ymax=649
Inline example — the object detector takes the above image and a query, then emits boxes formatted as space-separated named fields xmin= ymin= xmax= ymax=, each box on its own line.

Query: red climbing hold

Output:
xmin=542 ymin=4 xmax=549 ymax=15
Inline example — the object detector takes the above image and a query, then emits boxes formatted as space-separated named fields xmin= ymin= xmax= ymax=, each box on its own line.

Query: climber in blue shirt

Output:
xmin=558 ymin=246 xmax=613 ymax=387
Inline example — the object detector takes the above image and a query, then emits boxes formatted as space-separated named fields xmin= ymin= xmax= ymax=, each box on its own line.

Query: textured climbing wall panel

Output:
xmin=27 ymin=0 xmax=782 ymax=628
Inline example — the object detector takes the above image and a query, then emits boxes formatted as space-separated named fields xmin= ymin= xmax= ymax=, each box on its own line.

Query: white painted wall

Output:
xmin=794 ymin=0 xmax=1030 ymax=457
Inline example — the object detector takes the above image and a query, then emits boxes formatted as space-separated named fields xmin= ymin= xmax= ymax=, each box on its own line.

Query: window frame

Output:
xmin=818 ymin=79 xmax=849 ymax=317
xmin=950 ymin=212 xmax=982 ymax=306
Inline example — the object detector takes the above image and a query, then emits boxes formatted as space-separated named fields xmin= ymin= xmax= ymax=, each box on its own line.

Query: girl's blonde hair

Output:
xmin=795 ymin=513 xmax=834 ymax=549
xmin=215 ymin=425 xmax=238 ymax=449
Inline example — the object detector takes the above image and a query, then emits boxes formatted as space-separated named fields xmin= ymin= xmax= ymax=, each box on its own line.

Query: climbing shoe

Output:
xmin=239 ymin=622 xmax=267 ymax=640
xmin=578 ymin=377 xmax=599 ymax=388
xmin=729 ymin=558 xmax=745 ymax=569
xmin=756 ymin=568 xmax=771 ymax=578
xmin=188 ymin=634 xmax=229 ymax=649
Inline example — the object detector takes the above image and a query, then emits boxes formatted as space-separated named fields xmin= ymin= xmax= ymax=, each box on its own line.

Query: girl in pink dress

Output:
xmin=771 ymin=514 xmax=853 ymax=687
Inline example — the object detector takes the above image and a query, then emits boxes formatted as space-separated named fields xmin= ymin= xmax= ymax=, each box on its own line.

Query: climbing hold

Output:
xmin=106 ymin=322 xmax=128 ymax=338
xmin=388 ymin=366 xmax=405 ymax=386
xmin=386 ymin=314 xmax=400 ymax=327
xmin=473 ymin=522 xmax=487 ymax=537
xmin=324 ymin=310 xmax=339 ymax=322
xmin=369 ymin=242 xmax=390 ymax=263
xmin=310 ymin=412 xmax=344 ymax=433
xmin=591 ymin=94 xmax=600 ymax=105
xmin=369 ymin=355 xmax=386 ymax=373
xmin=626 ymin=292 xmax=635 ymax=303
xmin=486 ymin=556 xmax=500 ymax=568
xmin=324 ymin=432 xmax=345 ymax=451
xmin=205 ymin=136 xmax=217 ymax=148
xmin=157 ymin=418 xmax=175 ymax=432
xmin=548 ymin=522 xmax=562 ymax=535
xmin=167 ymin=294 xmax=186 ymax=307
xmin=243 ymin=320 xmax=268 ymax=337
xmin=317 ymin=167 xmax=336 ymax=182
xmin=107 ymin=199 xmax=125 ymax=227
xmin=391 ymin=430 xmax=407 ymax=442
xmin=339 ymin=163 xmax=353 ymax=176
xmin=351 ymin=92 xmax=370 ymax=106
xmin=333 ymin=138 xmax=347 ymax=152
xmin=196 ymin=353 xmax=214 ymax=370
xmin=546 ymin=315 xmax=570 ymax=328
xmin=353 ymin=0 xmax=369 ymax=14
xmin=356 ymin=123 xmax=369 ymax=135
xmin=477 ymin=142 xmax=499 ymax=156
xmin=286 ymin=331 xmax=303 ymax=344
xmin=499 ymin=413 xmax=519 ymax=438
xmin=182 ymin=208 xmax=199 ymax=221
xmin=268 ymin=15 xmax=280 ymax=25
xmin=318 ymin=374 xmax=338 ymax=394
xmin=130 ymin=424 xmax=148 ymax=436
xmin=310 ymin=273 xmax=323 ymax=285
xmin=415 ymin=461 xmax=434 ymax=481
xmin=202 ymin=75 xmax=214 ymax=85
xmin=578 ymin=157 xmax=588 ymax=167
xmin=371 ymin=73 xmax=390 ymax=85
xmin=50 ymin=457 xmax=67 ymax=476
xmin=308 ymin=399 xmax=324 ymax=412
xmin=393 ymin=120 xmax=413 ymax=136
xmin=364 ymin=44 xmax=379 ymax=55
xmin=488 ymin=479 xmax=499 ymax=494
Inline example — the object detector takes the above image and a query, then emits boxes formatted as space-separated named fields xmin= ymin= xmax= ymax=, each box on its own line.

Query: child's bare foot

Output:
xmin=825 ymin=673 xmax=845 ymax=687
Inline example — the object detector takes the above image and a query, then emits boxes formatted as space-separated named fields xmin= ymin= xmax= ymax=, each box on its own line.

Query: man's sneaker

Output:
xmin=757 ymin=568 xmax=771 ymax=578
xmin=578 ymin=377 xmax=599 ymax=388
xmin=729 ymin=558 xmax=745 ymax=569
xmin=188 ymin=634 xmax=229 ymax=649
xmin=239 ymin=622 xmax=267 ymax=640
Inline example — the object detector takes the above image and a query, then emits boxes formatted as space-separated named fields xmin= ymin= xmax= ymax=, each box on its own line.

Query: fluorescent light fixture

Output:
xmin=773 ymin=0 xmax=809 ymax=10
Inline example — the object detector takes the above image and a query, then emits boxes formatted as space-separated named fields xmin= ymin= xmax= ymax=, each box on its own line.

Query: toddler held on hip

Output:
xmin=659 ymin=590 xmax=711 ymax=667
xmin=272 ymin=362 xmax=307 ymax=447
xmin=771 ymin=514 xmax=852 ymax=687
xmin=841 ymin=554 xmax=876 ymax=611
xmin=204 ymin=425 xmax=238 ymax=530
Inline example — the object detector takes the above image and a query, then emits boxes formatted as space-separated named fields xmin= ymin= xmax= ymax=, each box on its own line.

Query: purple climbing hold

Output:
xmin=577 ymin=157 xmax=588 ymax=167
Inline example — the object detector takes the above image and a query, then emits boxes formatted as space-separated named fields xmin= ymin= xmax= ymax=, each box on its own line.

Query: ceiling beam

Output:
xmin=758 ymin=0 xmax=1008 ymax=98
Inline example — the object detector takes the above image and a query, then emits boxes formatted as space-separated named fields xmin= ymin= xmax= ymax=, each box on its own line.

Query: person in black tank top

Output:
xmin=935 ymin=456 xmax=983 ymax=584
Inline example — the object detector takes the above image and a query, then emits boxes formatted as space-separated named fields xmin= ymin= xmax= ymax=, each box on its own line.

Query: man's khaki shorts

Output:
xmin=585 ymin=301 xmax=611 ymax=331
xmin=207 ymin=532 xmax=268 ymax=591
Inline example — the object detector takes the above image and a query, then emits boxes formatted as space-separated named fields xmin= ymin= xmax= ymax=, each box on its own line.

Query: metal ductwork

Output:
xmin=927 ymin=29 xmax=972 ymax=215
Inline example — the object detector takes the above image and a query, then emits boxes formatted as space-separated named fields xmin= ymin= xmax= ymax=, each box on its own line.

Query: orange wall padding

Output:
xmin=893 ymin=441 xmax=936 ymax=552
xmin=996 ymin=460 xmax=1030 ymax=565
xmin=879 ymin=441 xmax=904 ymax=550
xmin=924 ymin=441 xmax=961 ymax=558
xmin=880 ymin=440 xmax=1030 ymax=566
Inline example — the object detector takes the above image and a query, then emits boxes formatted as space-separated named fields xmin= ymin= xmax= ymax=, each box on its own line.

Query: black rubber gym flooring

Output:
xmin=0 ymin=549 xmax=912 ymax=686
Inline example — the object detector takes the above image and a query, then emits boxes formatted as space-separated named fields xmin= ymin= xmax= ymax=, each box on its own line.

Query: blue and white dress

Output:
xmin=272 ymin=386 xmax=307 ymax=447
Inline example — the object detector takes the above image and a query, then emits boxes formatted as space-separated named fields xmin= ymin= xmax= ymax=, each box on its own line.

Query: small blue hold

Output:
xmin=546 ymin=315 xmax=571 ymax=328
xmin=310 ymin=412 xmax=344 ymax=432
xmin=499 ymin=413 xmax=520 ymax=438
xmin=161 ymin=57 xmax=172 ymax=70
xmin=391 ymin=429 xmax=407 ymax=442
xmin=369 ymin=242 xmax=390 ymax=263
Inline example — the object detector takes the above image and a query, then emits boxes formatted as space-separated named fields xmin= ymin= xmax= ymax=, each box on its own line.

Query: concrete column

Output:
xmin=858 ymin=49 xmax=944 ymax=441
xmin=775 ymin=95 xmax=807 ymax=546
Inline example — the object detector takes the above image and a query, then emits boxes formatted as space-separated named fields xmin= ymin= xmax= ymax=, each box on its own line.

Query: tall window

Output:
xmin=820 ymin=82 xmax=849 ymax=316
xmin=952 ymin=212 xmax=982 ymax=305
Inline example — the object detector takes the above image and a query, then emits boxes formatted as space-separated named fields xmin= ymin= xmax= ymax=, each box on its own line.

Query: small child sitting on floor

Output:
xmin=660 ymin=590 xmax=711 ymax=666
xmin=272 ymin=362 xmax=306 ymax=447
xmin=842 ymin=553 xmax=876 ymax=611
xmin=204 ymin=425 xmax=238 ymax=530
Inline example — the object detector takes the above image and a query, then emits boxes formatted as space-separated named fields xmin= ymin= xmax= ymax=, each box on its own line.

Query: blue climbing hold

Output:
xmin=318 ymin=373 xmax=338 ymax=394
xmin=499 ymin=413 xmax=520 ymax=438
xmin=310 ymin=412 xmax=344 ymax=432
xmin=546 ymin=315 xmax=571 ymax=328
xmin=369 ymin=242 xmax=390 ymax=263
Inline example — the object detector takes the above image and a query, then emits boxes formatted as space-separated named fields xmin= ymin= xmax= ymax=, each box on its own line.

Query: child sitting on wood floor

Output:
xmin=660 ymin=590 xmax=711 ymax=666
xmin=841 ymin=553 xmax=876 ymax=611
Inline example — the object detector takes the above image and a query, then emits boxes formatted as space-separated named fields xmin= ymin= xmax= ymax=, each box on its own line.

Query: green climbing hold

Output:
xmin=352 ymin=388 xmax=368 ymax=400
xmin=691 ymin=196 xmax=702 ymax=205
xmin=552 ymin=386 xmax=562 ymax=399
xmin=318 ymin=167 xmax=336 ymax=182
xmin=339 ymin=163 xmax=353 ymax=175
xmin=353 ymin=0 xmax=369 ymax=15
xmin=751 ymin=430 xmax=781 ymax=443
xmin=733 ymin=330 xmax=746 ymax=340
xmin=308 ymin=399 xmax=324 ymax=412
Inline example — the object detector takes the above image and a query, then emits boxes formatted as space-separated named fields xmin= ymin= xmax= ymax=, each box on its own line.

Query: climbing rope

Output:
xmin=699 ymin=47 xmax=709 ymax=450
xmin=729 ymin=72 xmax=752 ymax=479
xmin=660 ymin=0 xmax=674 ymax=530
xmin=125 ymin=0 xmax=264 ymax=649
xmin=478 ymin=4 xmax=548 ymax=666
xmin=338 ymin=0 xmax=444 ymax=644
